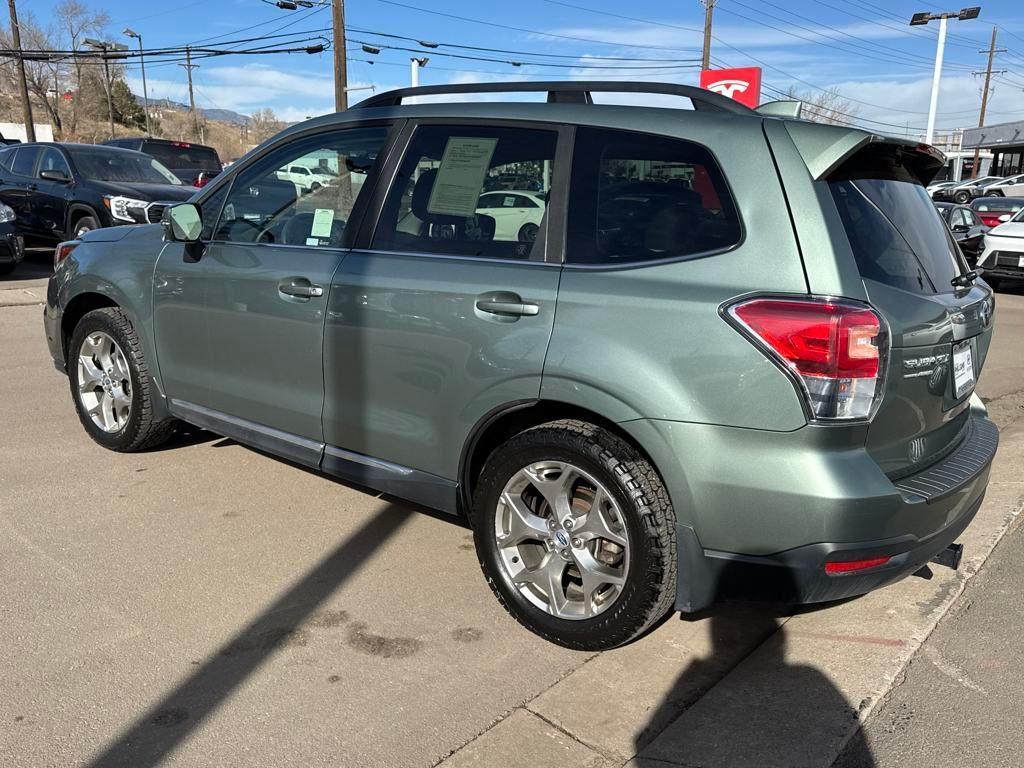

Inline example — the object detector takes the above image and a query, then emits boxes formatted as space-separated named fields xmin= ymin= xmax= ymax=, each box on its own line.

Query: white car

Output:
xmin=978 ymin=207 xmax=1024 ymax=290
xmin=276 ymin=164 xmax=336 ymax=192
xmin=982 ymin=172 xmax=1024 ymax=197
xmin=475 ymin=190 xmax=546 ymax=242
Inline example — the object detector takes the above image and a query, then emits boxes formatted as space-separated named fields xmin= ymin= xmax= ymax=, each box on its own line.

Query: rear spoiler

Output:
xmin=783 ymin=120 xmax=946 ymax=185
xmin=756 ymin=100 xmax=803 ymax=119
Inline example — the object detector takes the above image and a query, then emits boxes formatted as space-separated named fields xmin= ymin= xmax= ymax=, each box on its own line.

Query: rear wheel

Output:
xmin=472 ymin=419 xmax=677 ymax=650
xmin=953 ymin=190 xmax=972 ymax=204
xmin=518 ymin=222 xmax=539 ymax=243
xmin=69 ymin=308 xmax=177 ymax=452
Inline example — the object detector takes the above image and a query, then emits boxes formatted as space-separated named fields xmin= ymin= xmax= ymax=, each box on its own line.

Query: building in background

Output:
xmin=0 ymin=123 xmax=55 ymax=143
xmin=962 ymin=119 xmax=1024 ymax=177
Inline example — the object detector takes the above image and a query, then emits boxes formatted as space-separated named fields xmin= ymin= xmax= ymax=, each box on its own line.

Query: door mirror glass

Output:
xmin=164 ymin=203 xmax=203 ymax=242
xmin=39 ymin=169 xmax=70 ymax=183
xmin=952 ymin=223 xmax=971 ymax=233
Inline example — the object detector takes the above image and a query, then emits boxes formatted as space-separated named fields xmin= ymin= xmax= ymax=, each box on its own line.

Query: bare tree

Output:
xmin=54 ymin=0 xmax=109 ymax=134
xmin=784 ymin=86 xmax=857 ymax=126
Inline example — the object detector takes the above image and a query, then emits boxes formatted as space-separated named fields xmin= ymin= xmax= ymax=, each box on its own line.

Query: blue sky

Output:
xmin=21 ymin=0 xmax=1024 ymax=135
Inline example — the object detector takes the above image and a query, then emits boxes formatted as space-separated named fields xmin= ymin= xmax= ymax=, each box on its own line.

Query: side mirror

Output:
xmin=952 ymin=223 xmax=971 ymax=233
xmin=998 ymin=214 xmax=1012 ymax=222
xmin=40 ymin=169 xmax=70 ymax=183
xmin=162 ymin=203 xmax=203 ymax=243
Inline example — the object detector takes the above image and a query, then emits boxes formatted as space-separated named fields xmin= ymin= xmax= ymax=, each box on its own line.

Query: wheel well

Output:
xmin=66 ymin=206 xmax=98 ymax=234
xmin=459 ymin=400 xmax=658 ymax=514
xmin=62 ymin=293 xmax=118 ymax=358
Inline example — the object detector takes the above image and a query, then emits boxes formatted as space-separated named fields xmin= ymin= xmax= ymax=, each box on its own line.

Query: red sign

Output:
xmin=699 ymin=67 xmax=762 ymax=109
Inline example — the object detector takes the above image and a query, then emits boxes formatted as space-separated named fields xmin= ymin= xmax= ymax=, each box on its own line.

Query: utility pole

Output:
xmin=700 ymin=0 xmax=716 ymax=71
xmin=7 ymin=0 xmax=35 ymax=142
xmin=332 ymin=0 xmax=348 ymax=111
xmin=179 ymin=47 xmax=201 ymax=142
xmin=124 ymin=29 xmax=152 ymax=137
xmin=970 ymin=26 xmax=1005 ymax=178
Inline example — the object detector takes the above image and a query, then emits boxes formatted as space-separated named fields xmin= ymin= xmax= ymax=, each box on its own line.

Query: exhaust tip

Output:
xmin=930 ymin=542 xmax=964 ymax=571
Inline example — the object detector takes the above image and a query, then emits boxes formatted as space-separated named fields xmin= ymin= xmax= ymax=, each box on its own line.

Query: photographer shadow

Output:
xmin=635 ymin=560 xmax=877 ymax=767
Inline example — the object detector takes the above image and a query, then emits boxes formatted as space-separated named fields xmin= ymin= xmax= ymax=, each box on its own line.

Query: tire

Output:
xmin=73 ymin=216 xmax=98 ymax=238
xmin=472 ymin=419 xmax=677 ymax=650
xmin=953 ymin=191 xmax=971 ymax=204
xmin=68 ymin=307 xmax=177 ymax=452
xmin=518 ymin=222 xmax=540 ymax=243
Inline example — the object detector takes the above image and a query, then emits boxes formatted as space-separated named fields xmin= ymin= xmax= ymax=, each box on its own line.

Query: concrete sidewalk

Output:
xmin=436 ymin=393 xmax=1024 ymax=768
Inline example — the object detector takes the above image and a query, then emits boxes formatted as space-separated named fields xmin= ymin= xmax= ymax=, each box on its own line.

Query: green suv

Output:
xmin=44 ymin=83 xmax=998 ymax=650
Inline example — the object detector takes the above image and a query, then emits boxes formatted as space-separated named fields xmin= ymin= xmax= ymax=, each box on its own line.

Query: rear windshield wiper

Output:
xmin=951 ymin=270 xmax=979 ymax=288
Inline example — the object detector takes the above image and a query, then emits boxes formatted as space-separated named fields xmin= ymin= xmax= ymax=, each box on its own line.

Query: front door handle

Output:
xmin=279 ymin=280 xmax=324 ymax=298
xmin=475 ymin=296 xmax=540 ymax=317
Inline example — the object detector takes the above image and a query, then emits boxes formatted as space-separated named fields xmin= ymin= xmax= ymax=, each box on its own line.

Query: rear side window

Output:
xmin=372 ymin=125 xmax=557 ymax=261
xmin=11 ymin=146 xmax=39 ymax=176
xmin=830 ymin=179 xmax=964 ymax=295
xmin=566 ymin=127 xmax=741 ymax=265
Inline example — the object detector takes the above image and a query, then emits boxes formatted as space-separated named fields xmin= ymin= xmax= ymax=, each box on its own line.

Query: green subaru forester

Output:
xmin=44 ymin=83 xmax=998 ymax=650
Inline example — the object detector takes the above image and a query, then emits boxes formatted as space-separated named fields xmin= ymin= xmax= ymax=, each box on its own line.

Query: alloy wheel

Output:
xmin=77 ymin=331 xmax=132 ymax=432
xmin=494 ymin=460 xmax=630 ymax=620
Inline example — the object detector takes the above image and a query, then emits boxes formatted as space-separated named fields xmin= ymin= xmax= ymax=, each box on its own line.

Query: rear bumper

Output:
xmin=676 ymin=411 xmax=995 ymax=610
xmin=681 ymin=489 xmax=983 ymax=608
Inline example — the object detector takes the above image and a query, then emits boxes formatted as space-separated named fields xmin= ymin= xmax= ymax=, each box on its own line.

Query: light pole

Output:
xmin=124 ymin=28 xmax=152 ymax=137
xmin=84 ymin=38 xmax=129 ymax=139
xmin=410 ymin=56 xmax=429 ymax=88
xmin=910 ymin=7 xmax=981 ymax=146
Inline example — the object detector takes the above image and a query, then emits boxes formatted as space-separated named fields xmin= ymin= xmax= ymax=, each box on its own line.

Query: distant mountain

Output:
xmin=142 ymin=96 xmax=250 ymax=126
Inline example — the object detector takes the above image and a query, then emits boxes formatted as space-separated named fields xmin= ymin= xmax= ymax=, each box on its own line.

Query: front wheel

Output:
xmin=472 ymin=419 xmax=677 ymax=650
xmin=74 ymin=216 xmax=98 ymax=238
xmin=68 ymin=308 xmax=177 ymax=452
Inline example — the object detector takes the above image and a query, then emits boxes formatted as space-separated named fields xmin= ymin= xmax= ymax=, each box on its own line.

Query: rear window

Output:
xmin=829 ymin=153 xmax=965 ymax=295
xmin=11 ymin=146 xmax=39 ymax=176
xmin=974 ymin=197 xmax=1024 ymax=212
xmin=566 ymin=127 xmax=741 ymax=265
xmin=142 ymin=142 xmax=220 ymax=171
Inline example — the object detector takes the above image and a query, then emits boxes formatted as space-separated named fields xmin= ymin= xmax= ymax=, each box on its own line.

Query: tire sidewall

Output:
xmin=68 ymin=310 xmax=146 ymax=450
xmin=473 ymin=431 xmax=661 ymax=648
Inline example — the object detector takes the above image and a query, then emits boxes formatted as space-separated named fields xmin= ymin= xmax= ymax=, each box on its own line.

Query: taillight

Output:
xmin=194 ymin=173 xmax=210 ymax=188
xmin=726 ymin=297 xmax=887 ymax=421
xmin=54 ymin=241 xmax=79 ymax=269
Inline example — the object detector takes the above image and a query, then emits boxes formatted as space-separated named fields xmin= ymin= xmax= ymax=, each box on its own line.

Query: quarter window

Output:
xmin=372 ymin=125 xmax=557 ymax=261
xmin=212 ymin=126 xmax=389 ymax=247
xmin=566 ymin=127 xmax=741 ymax=265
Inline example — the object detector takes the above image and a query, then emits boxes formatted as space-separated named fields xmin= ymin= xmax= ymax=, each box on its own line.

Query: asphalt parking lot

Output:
xmin=2 ymin=254 xmax=1023 ymax=768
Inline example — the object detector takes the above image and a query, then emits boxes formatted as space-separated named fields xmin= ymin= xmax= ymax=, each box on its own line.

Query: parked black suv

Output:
xmin=103 ymin=137 xmax=222 ymax=188
xmin=0 ymin=142 xmax=195 ymax=244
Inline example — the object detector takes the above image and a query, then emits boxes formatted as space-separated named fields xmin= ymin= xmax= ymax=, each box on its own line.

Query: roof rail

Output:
xmin=353 ymin=81 xmax=756 ymax=114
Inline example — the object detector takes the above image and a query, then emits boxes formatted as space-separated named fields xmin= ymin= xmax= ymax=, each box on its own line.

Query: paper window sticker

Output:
xmin=426 ymin=137 xmax=499 ymax=218
xmin=310 ymin=208 xmax=335 ymax=238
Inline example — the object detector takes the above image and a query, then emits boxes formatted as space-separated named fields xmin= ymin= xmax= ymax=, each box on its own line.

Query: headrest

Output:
xmin=410 ymin=168 xmax=471 ymax=224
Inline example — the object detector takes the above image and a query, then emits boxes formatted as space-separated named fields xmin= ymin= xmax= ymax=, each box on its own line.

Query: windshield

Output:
xmin=67 ymin=147 xmax=182 ymax=185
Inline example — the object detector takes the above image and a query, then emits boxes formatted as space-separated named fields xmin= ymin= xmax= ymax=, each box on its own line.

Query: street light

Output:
xmin=84 ymin=38 xmax=129 ymax=139
xmin=910 ymin=7 xmax=982 ymax=145
xmin=124 ymin=28 xmax=152 ymax=137
xmin=410 ymin=57 xmax=429 ymax=88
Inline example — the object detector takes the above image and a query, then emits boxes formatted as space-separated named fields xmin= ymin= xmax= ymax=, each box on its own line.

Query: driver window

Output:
xmin=213 ymin=125 xmax=389 ymax=248
xmin=38 ymin=148 xmax=71 ymax=179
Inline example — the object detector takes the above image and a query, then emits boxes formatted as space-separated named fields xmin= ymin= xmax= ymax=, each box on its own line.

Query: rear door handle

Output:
xmin=475 ymin=297 xmax=540 ymax=317
xmin=279 ymin=280 xmax=324 ymax=298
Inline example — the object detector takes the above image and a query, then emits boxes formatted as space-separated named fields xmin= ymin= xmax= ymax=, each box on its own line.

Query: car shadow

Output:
xmin=634 ymin=561 xmax=878 ymax=767
xmin=82 ymin=502 xmax=416 ymax=768
xmin=0 ymin=248 xmax=53 ymax=283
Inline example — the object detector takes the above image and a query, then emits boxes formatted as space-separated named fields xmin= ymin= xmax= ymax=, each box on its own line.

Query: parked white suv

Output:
xmin=978 ymin=207 xmax=1024 ymax=290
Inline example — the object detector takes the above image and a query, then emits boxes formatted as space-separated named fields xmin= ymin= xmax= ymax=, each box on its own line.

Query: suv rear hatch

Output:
xmin=826 ymin=141 xmax=995 ymax=478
